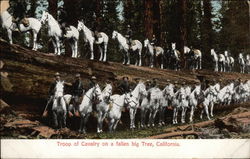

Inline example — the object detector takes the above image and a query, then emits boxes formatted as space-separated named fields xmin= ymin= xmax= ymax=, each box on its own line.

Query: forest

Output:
xmin=0 ymin=0 xmax=249 ymax=69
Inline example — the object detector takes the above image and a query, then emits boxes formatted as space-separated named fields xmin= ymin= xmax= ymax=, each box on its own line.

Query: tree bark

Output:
xmin=203 ymin=0 xmax=213 ymax=55
xmin=48 ymin=0 xmax=57 ymax=18
xmin=177 ymin=0 xmax=187 ymax=68
xmin=144 ymin=0 xmax=154 ymax=39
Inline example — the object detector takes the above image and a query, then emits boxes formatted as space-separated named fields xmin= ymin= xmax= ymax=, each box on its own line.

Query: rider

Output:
xmin=42 ymin=72 xmax=62 ymax=117
xmin=58 ymin=6 xmax=70 ymax=37
xmin=8 ymin=0 xmax=28 ymax=28
xmin=125 ymin=24 xmax=133 ymax=49
xmin=71 ymin=73 xmax=84 ymax=116
xmin=91 ymin=13 xmax=99 ymax=41
xmin=88 ymin=76 xmax=97 ymax=90
xmin=118 ymin=76 xmax=130 ymax=94
xmin=151 ymin=78 xmax=158 ymax=88
xmin=150 ymin=34 xmax=157 ymax=56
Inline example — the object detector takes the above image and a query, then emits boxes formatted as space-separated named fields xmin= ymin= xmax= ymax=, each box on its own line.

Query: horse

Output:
xmin=95 ymin=83 xmax=112 ymax=133
xmin=52 ymin=81 xmax=67 ymax=129
xmin=172 ymin=90 xmax=181 ymax=124
xmin=143 ymin=39 xmax=164 ymax=69
xmin=246 ymin=54 xmax=250 ymax=73
xmin=0 ymin=10 xmax=41 ymax=51
xmin=107 ymin=93 xmax=132 ymax=132
xmin=128 ymin=82 xmax=147 ymax=129
xmin=211 ymin=49 xmax=218 ymax=72
xmin=184 ymin=46 xmax=202 ymax=70
xmin=218 ymin=53 xmax=226 ymax=72
xmin=112 ymin=30 xmax=142 ymax=66
xmin=78 ymin=84 xmax=99 ymax=133
xmin=200 ymin=85 xmax=217 ymax=120
xmin=168 ymin=43 xmax=180 ymax=71
xmin=180 ymin=85 xmax=191 ymax=123
xmin=77 ymin=20 xmax=109 ymax=61
xmin=147 ymin=87 xmax=162 ymax=127
xmin=238 ymin=53 xmax=245 ymax=73
xmin=224 ymin=51 xmax=234 ymax=72
xmin=188 ymin=84 xmax=201 ymax=123
xmin=40 ymin=11 xmax=79 ymax=58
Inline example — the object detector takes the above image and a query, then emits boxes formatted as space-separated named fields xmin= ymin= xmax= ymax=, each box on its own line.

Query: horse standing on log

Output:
xmin=112 ymin=30 xmax=142 ymax=66
xmin=238 ymin=53 xmax=245 ymax=73
xmin=40 ymin=11 xmax=79 ymax=58
xmin=77 ymin=20 xmax=109 ymax=61
xmin=0 ymin=10 xmax=41 ymax=51
xmin=143 ymin=39 xmax=164 ymax=69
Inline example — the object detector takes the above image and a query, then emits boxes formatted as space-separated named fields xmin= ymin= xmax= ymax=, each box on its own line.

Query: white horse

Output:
xmin=211 ymin=49 xmax=218 ymax=72
xmin=224 ymin=51 xmax=234 ymax=72
xmin=169 ymin=43 xmax=180 ymax=71
xmin=112 ymin=30 xmax=142 ymax=65
xmin=95 ymin=83 xmax=112 ymax=133
xmin=180 ymin=85 xmax=191 ymax=123
xmin=246 ymin=54 xmax=250 ymax=73
xmin=40 ymin=11 xmax=79 ymax=58
xmin=200 ymin=85 xmax=217 ymax=120
xmin=128 ymin=82 xmax=147 ymax=129
xmin=144 ymin=39 xmax=164 ymax=68
xmin=218 ymin=53 xmax=226 ymax=72
xmin=78 ymin=84 xmax=99 ymax=133
xmin=147 ymin=87 xmax=162 ymax=127
xmin=189 ymin=84 xmax=201 ymax=123
xmin=158 ymin=85 xmax=172 ymax=126
xmin=52 ymin=81 xmax=67 ymax=129
xmin=184 ymin=46 xmax=202 ymax=70
xmin=238 ymin=53 xmax=245 ymax=73
xmin=172 ymin=90 xmax=181 ymax=124
xmin=77 ymin=20 xmax=109 ymax=61
xmin=0 ymin=10 xmax=41 ymax=50
xmin=107 ymin=93 xmax=131 ymax=132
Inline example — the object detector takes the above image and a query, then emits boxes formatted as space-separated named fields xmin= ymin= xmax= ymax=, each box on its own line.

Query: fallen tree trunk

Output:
xmin=146 ymin=131 xmax=203 ymax=139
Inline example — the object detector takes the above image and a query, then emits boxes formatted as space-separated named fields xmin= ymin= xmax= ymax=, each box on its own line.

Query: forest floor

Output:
xmin=1 ymin=38 xmax=250 ymax=139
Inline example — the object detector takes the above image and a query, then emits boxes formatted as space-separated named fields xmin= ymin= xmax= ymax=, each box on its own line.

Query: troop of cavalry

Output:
xmin=1 ymin=10 xmax=250 ymax=73
xmin=49 ymin=76 xmax=250 ymax=133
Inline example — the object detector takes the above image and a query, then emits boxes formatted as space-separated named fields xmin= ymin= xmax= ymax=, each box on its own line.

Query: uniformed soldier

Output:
xmin=151 ymin=78 xmax=158 ymax=88
xmin=118 ymin=76 xmax=130 ymax=94
xmin=42 ymin=72 xmax=62 ymax=117
xmin=91 ymin=13 xmax=99 ymax=41
xmin=150 ymin=34 xmax=157 ymax=56
xmin=71 ymin=73 xmax=84 ymax=116
xmin=58 ymin=6 xmax=70 ymax=37
xmin=88 ymin=76 xmax=97 ymax=90
xmin=125 ymin=25 xmax=133 ymax=49
xmin=8 ymin=0 xmax=28 ymax=27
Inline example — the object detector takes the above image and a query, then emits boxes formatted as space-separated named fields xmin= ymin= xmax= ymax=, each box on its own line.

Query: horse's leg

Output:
xmin=204 ymin=104 xmax=211 ymax=120
xmin=52 ymin=111 xmax=58 ymax=129
xmin=148 ymin=109 xmax=152 ymax=127
xmin=103 ymin=43 xmax=108 ymax=62
xmin=210 ymin=103 xmax=214 ymax=117
xmin=140 ymin=108 xmax=145 ymax=128
xmin=56 ymin=37 xmax=61 ymax=55
xmin=98 ymin=45 xmax=103 ymax=61
xmin=199 ymin=57 xmax=202 ymax=69
xmin=173 ymin=108 xmax=176 ymax=124
xmin=113 ymin=119 xmax=120 ymax=131
xmin=51 ymin=39 xmax=57 ymax=54
xmin=190 ymin=105 xmax=194 ymax=123
xmin=75 ymin=40 xmax=78 ymax=58
xmin=7 ymin=29 xmax=13 ymax=45
xmin=129 ymin=108 xmax=134 ymax=129
xmin=133 ymin=109 xmax=137 ymax=128
xmin=139 ymin=49 xmax=142 ymax=66
xmin=109 ymin=118 xmax=115 ymax=132
xmin=70 ymin=42 xmax=74 ymax=58
xmin=122 ymin=52 xmax=126 ymax=64
xmin=82 ymin=113 xmax=90 ymax=133
xmin=127 ymin=50 xmax=130 ymax=65
xmin=161 ymin=55 xmax=164 ymax=69
xmin=100 ymin=112 xmax=107 ymax=132
xmin=90 ymin=42 xmax=94 ymax=60
xmin=97 ymin=111 xmax=102 ymax=133
xmin=32 ymin=30 xmax=38 ymax=51
xmin=152 ymin=109 xmax=158 ymax=127
xmin=79 ymin=114 xmax=84 ymax=133
xmin=181 ymin=107 xmax=186 ymax=123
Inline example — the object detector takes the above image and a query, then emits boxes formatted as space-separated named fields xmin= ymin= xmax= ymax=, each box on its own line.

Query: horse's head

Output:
xmin=171 ymin=43 xmax=176 ymax=50
xmin=112 ymin=31 xmax=118 ymax=39
xmin=40 ymin=11 xmax=49 ymax=24
xmin=54 ymin=81 xmax=64 ymax=98
xmin=103 ymin=83 xmax=113 ymax=99
xmin=211 ymin=49 xmax=215 ymax=56
xmin=138 ymin=82 xmax=147 ymax=96
xmin=77 ymin=20 xmax=85 ymax=31
xmin=224 ymin=51 xmax=228 ymax=57
xmin=144 ymin=39 xmax=149 ymax=47
xmin=184 ymin=46 xmax=190 ymax=54
xmin=93 ymin=84 xmax=102 ymax=102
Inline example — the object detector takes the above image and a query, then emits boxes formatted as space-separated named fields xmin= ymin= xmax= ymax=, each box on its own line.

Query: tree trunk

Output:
xmin=144 ymin=0 xmax=154 ymax=39
xmin=48 ymin=0 xmax=57 ymax=18
xmin=177 ymin=0 xmax=187 ymax=68
xmin=153 ymin=0 xmax=161 ymax=44
xmin=203 ymin=0 xmax=213 ymax=56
